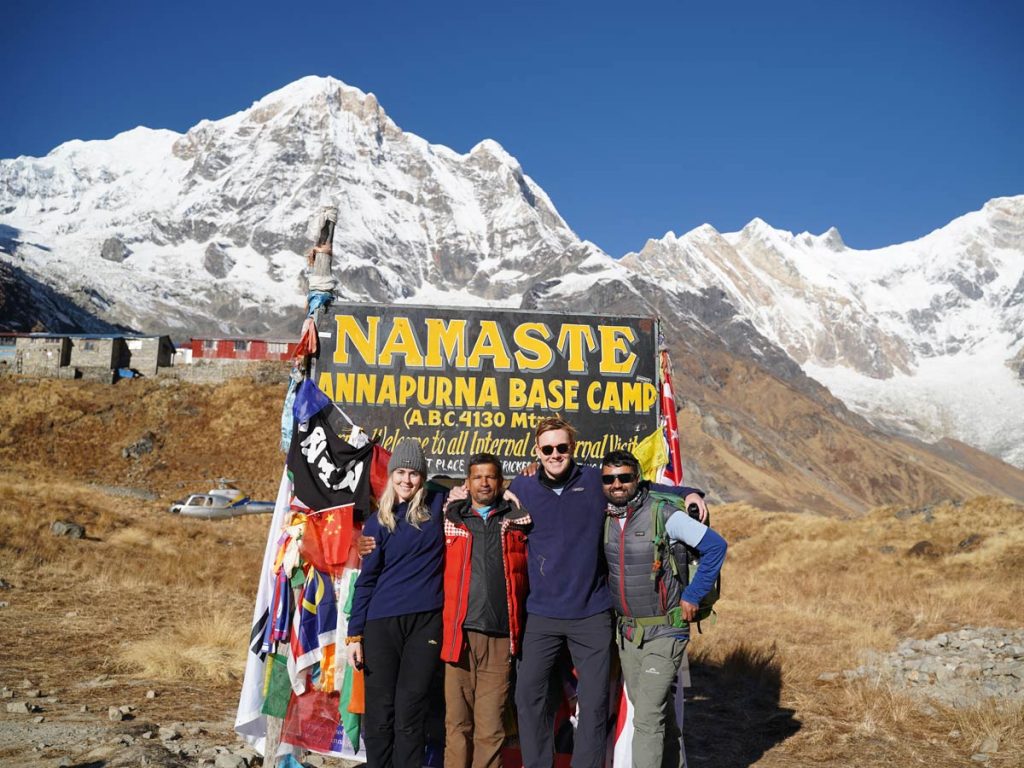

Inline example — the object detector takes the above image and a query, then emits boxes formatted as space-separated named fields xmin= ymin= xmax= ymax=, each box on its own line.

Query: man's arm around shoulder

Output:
xmin=651 ymin=481 xmax=708 ymax=522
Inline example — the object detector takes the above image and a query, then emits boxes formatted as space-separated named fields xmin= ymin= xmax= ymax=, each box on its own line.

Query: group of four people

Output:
xmin=344 ymin=416 xmax=728 ymax=768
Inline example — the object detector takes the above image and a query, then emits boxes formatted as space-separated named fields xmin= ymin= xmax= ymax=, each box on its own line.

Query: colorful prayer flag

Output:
xmin=235 ymin=470 xmax=295 ymax=754
xmin=633 ymin=427 xmax=669 ymax=481
xmin=290 ymin=568 xmax=339 ymax=690
xmin=281 ymin=688 xmax=341 ymax=754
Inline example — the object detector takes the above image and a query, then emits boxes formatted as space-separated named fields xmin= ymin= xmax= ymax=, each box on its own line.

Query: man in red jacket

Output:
xmin=441 ymin=452 xmax=531 ymax=768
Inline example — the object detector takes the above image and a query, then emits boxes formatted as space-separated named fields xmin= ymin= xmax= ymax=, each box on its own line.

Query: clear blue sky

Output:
xmin=3 ymin=0 xmax=1022 ymax=255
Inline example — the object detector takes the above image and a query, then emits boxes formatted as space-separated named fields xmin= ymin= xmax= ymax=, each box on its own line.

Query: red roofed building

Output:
xmin=189 ymin=338 xmax=298 ymax=362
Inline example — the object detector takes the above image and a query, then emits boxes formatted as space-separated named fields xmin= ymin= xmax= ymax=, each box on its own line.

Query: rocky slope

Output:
xmin=0 ymin=76 xmax=599 ymax=338
xmin=623 ymin=198 xmax=1024 ymax=466
xmin=1 ymin=75 xmax=1022 ymax=474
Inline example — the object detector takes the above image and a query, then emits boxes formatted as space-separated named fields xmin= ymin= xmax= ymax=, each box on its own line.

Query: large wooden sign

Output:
xmin=317 ymin=303 xmax=660 ymax=476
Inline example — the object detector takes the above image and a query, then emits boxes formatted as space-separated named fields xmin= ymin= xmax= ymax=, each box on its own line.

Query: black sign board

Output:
xmin=316 ymin=303 xmax=660 ymax=477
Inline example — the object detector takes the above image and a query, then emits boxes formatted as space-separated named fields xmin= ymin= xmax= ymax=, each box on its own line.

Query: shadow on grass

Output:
xmin=684 ymin=642 xmax=800 ymax=767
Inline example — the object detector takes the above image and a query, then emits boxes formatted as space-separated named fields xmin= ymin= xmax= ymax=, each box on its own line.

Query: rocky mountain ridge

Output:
xmin=0 ymin=77 xmax=600 ymax=338
xmin=1 ymin=75 xmax=1022 ymax=481
xmin=622 ymin=196 xmax=1024 ymax=467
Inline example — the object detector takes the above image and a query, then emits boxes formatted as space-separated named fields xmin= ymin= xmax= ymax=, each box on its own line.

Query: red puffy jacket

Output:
xmin=441 ymin=500 xmax=531 ymax=662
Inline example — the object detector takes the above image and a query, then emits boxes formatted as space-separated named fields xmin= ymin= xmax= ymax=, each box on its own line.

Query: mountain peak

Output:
xmin=983 ymin=194 xmax=1024 ymax=213
xmin=46 ymin=126 xmax=181 ymax=163
xmin=256 ymin=75 xmax=370 ymax=106
xmin=469 ymin=138 xmax=518 ymax=166
xmin=738 ymin=217 xmax=795 ymax=245
xmin=685 ymin=223 xmax=722 ymax=240
xmin=820 ymin=226 xmax=845 ymax=251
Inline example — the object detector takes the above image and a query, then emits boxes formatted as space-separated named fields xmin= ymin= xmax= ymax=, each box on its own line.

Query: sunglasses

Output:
xmin=539 ymin=443 xmax=571 ymax=456
xmin=601 ymin=472 xmax=637 ymax=485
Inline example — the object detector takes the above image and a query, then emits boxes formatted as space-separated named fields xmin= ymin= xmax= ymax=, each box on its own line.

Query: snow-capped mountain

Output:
xmin=623 ymin=198 xmax=1024 ymax=467
xmin=0 ymin=75 xmax=799 ymax=391
xmin=1 ymin=75 xmax=1021 ymax=471
xmin=0 ymin=76 xmax=599 ymax=337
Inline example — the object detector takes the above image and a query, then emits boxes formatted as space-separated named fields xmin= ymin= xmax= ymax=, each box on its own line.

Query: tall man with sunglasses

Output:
xmin=509 ymin=417 xmax=706 ymax=768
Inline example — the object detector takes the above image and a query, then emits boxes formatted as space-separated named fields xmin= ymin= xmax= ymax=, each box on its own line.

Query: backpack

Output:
xmin=648 ymin=491 xmax=721 ymax=629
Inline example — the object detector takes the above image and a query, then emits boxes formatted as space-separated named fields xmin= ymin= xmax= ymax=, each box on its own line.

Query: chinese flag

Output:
xmin=302 ymin=504 xmax=355 ymax=577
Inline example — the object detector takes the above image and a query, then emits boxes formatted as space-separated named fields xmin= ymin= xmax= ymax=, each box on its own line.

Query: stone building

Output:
xmin=12 ymin=335 xmax=71 ymax=376
xmin=1 ymin=333 xmax=175 ymax=380
xmin=69 ymin=335 xmax=124 ymax=374
xmin=125 ymin=336 xmax=176 ymax=376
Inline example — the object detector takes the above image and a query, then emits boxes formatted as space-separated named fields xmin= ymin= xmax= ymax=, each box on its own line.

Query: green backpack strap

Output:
xmin=648 ymin=492 xmax=684 ymax=583
xmin=649 ymin=490 xmax=722 ymax=629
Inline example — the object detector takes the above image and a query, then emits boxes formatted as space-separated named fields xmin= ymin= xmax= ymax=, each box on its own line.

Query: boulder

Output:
xmin=100 ymin=237 xmax=131 ymax=263
xmin=958 ymin=533 xmax=984 ymax=552
xmin=50 ymin=520 xmax=85 ymax=539
xmin=214 ymin=754 xmax=248 ymax=768
xmin=907 ymin=540 xmax=940 ymax=558
xmin=204 ymin=242 xmax=236 ymax=279
xmin=122 ymin=431 xmax=157 ymax=460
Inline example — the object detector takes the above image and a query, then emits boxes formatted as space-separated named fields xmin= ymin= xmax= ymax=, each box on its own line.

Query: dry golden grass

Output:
xmin=0 ymin=377 xmax=285 ymax=501
xmin=5 ymin=469 xmax=1019 ymax=765
xmin=3 ymin=378 xmax=1023 ymax=766
xmin=682 ymin=498 xmax=1024 ymax=766
xmin=117 ymin=613 xmax=249 ymax=683
xmin=0 ymin=471 xmax=263 ymax=717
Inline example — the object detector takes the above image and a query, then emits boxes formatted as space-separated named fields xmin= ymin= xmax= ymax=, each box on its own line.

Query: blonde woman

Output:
xmin=346 ymin=438 xmax=447 ymax=768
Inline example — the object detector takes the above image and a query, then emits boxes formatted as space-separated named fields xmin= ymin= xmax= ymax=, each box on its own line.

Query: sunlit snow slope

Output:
xmin=2 ymin=76 xmax=1021 ymax=468
xmin=623 ymin=197 xmax=1024 ymax=467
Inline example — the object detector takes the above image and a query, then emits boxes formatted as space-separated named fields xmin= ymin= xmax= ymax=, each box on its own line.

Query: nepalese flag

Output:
xmin=659 ymin=350 xmax=684 ymax=485
xmin=289 ymin=568 xmax=339 ymax=693
xmin=287 ymin=401 xmax=375 ymax=516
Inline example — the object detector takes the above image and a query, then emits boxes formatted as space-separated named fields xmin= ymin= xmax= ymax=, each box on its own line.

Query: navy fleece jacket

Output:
xmin=509 ymin=463 xmax=702 ymax=620
xmin=347 ymin=490 xmax=446 ymax=636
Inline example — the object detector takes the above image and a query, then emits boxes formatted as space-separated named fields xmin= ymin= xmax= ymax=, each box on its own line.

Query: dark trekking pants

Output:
xmin=363 ymin=610 xmax=443 ymax=768
xmin=514 ymin=611 xmax=613 ymax=768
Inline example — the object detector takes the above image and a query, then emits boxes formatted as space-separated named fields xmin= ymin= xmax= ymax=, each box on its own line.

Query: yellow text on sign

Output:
xmin=332 ymin=315 xmax=639 ymax=376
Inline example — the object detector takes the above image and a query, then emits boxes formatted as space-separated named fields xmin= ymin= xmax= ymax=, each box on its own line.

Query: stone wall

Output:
xmin=14 ymin=338 xmax=70 ymax=376
xmin=125 ymin=338 xmax=173 ymax=376
xmin=157 ymin=359 xmax=288 ymax=385
xmin=69 ymin=338 xmax=119 ymax=370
